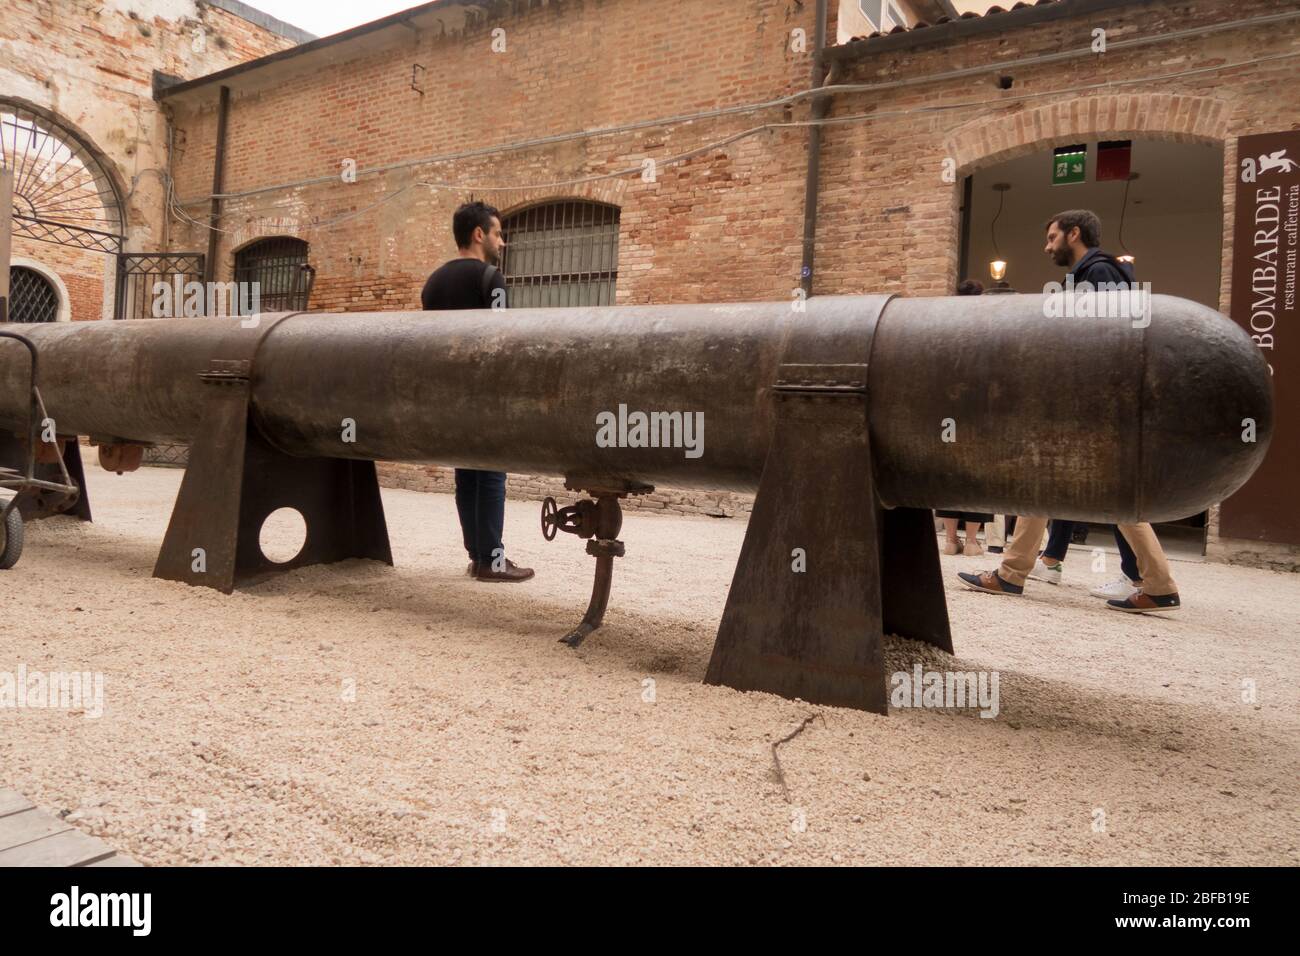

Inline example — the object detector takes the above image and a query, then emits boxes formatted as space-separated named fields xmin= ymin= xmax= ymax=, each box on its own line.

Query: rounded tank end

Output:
xmin=1140 ymin=295 xmax=1273 ymax=522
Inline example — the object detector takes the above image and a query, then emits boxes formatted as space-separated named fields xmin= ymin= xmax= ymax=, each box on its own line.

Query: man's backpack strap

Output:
xmin=480 ymin=263 xmax=500 ymax=306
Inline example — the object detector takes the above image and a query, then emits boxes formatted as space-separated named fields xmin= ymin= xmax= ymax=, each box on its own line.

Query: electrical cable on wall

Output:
xmin=164 ymin=47 xmax=1300 ymax=237
xmin=169 ymin=9 xmax=1300 ymax=209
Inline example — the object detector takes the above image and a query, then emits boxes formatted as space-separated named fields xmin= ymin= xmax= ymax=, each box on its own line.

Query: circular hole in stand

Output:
xmin=259 ymin=508 xmax=307 ymax=565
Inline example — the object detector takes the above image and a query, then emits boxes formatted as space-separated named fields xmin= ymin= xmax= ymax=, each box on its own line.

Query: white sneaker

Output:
xmin=1091 ymin=574 xmax=1139 ymax=600
xmin=1028 ymin=557 xmax=1063 ymax=585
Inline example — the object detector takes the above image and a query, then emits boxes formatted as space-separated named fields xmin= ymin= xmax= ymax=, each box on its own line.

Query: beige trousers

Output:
xmin=999 ymin=517 xmax=1177 ymax=595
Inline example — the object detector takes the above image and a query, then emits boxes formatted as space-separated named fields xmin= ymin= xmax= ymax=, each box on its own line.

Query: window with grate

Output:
xmin=233 ymin=237 xmax=314 ymax=312
xmin=500 ymin=201 xmax=619 ymax=308
xmin=7 ymin=266 xmax=60 ymax=323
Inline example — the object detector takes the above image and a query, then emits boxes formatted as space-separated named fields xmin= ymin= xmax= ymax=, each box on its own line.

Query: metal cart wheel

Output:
xmin=0 ymin=505 xmax=23 ymax=570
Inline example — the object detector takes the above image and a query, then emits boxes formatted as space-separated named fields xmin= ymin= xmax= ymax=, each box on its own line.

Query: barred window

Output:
xmin=501 ymin=201 xmax=619 ymax=308
xmin=7 ymin=266 xmax=60 ymax=323
xmin=233 ymin=237 xmax=314 ymax=312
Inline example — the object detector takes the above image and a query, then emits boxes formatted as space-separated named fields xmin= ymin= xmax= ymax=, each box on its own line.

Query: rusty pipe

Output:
xmin=0 ymin=293 xmax=1272 ymax=523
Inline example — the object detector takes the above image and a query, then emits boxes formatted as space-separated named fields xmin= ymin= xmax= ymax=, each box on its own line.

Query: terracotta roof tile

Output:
xmin=839 ymin=0 xmax=1118 ymax=48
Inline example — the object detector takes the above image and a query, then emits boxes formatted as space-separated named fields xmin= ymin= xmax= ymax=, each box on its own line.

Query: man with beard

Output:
xmin=1028 ymin=210 xmax=1143 ymax=593
xmin=421 ymin=201 xmax=535 ymax=582
xmin=957 ymin=209 xmax=1180 ymax=614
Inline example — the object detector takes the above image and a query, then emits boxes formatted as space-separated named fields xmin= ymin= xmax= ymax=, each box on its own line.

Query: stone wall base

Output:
xmin=1205 ymin=537 xmax=1300 ymax=573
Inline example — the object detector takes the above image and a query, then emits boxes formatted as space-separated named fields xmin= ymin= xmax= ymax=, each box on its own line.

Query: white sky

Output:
xmin=246 ymin=0 xmax=427 ymax=38
xmin=249 ymin=1 xmax=1007 ymax=39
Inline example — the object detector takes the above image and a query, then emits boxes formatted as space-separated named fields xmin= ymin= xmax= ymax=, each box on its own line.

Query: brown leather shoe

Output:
xmin=957 ymin=569 xmax=1024 ymax=595
xmin=1106 ymin=590 xmax=1180 ymax=613
xmin=473 ymin=558 xmax=535 ymax=582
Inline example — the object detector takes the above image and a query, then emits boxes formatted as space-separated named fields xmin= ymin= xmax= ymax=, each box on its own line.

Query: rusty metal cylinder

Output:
xmin=0 ymin=293 xmax=1272 ymax=523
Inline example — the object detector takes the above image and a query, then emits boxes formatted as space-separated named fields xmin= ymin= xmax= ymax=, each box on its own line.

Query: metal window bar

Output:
xmin=501 ymin=201 xmax=619 ymax=309
xmin=234 ymin=237 xmax=313 ymax=312
xmin=7 ymin=267 xmax=60 ymax=323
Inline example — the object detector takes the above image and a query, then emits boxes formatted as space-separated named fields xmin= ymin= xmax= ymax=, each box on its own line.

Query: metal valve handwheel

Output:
xmin=541 ymin=496 xmax=560 ymax=540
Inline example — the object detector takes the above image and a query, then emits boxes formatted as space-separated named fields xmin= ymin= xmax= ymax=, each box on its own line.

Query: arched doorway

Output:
xmin=959 ymin=138 xmax=1224 ymax=307
xmin=955 ymin=133 xmax=1226 ymax=558
xmin=1 ymin=100 xmax=124 ymax=254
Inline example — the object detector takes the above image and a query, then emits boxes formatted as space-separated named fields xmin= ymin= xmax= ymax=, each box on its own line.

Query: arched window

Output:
xmin=233 ymin=237 xmax=314 ymax=312
xmin=501 ymin=201 xmax=619 ymax=307
xmin=7 ymin=266 xmax=60 ymax=323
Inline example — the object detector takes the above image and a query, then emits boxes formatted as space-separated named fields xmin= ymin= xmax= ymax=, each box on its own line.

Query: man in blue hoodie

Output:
xmin=1028 ymin=210 xmax=1143 ymax=595
xmin=958 ymin=209 xmax=1181 ymax=614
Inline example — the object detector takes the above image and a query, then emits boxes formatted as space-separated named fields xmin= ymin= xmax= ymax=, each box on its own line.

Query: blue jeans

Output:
xmin=1043 ymin=520 xmax=1140 ymax=582
xmin=454 ymin=469 xmax=506 ymax=564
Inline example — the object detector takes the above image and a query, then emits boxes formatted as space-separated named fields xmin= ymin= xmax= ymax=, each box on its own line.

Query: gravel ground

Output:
xmin=2 ymin=462 xmax=1296 ymax=866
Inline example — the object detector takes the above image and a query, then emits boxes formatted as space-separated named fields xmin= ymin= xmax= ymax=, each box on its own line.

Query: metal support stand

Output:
xmin=704 ymin=296 xmax=952 ymax=713
xmin=152 ymin=323 xmax=393 ymax=593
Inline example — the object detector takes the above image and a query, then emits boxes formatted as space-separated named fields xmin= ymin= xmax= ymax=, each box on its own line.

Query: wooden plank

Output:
xmin=0 ymin=807 xmax=70 ymax=851
xmin=0 ymin=790 xmax=140 ymax=866
xmin=0 ymin=790 xmax=34 ymax=818
xmin=0 ymin=828 xmax=114 ymax=867
xmin=84 ymin=853 xmax=143 ymax=867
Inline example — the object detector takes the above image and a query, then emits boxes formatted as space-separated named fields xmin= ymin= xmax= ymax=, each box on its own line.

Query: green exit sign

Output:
xmin=1053 ymin=145 xmax=1087 ymax=185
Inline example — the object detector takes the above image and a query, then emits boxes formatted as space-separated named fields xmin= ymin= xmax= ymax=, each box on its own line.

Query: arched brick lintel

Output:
xmin=493 ymin=178 xmax=627 ymax=219
xmin=225 ymin=221 xmax=309 ymax=258
xmin=943 ymin=93 xmax=1231 ymax=175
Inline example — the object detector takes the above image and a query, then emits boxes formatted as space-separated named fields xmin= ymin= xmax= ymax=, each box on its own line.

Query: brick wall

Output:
xmin=376 ymin=463 xmax=754 ymax=519
xmin=165 ymin=0 xmax=816 ymax=307
xmin=7 ymin=242 xmax=111 ymax=322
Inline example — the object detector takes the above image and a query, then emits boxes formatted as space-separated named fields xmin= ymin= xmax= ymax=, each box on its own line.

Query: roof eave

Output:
xmin=155 ymin=0 xmax=501 ymax=102
xmin=825 ymin=0 xmax=1160 ymax=64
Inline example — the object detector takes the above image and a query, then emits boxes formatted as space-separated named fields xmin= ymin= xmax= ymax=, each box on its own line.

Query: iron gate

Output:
xmin=115 ymin=252 xmax=205 ymax=321
xmin=115 ymin=252 xmax=205 ymax=466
